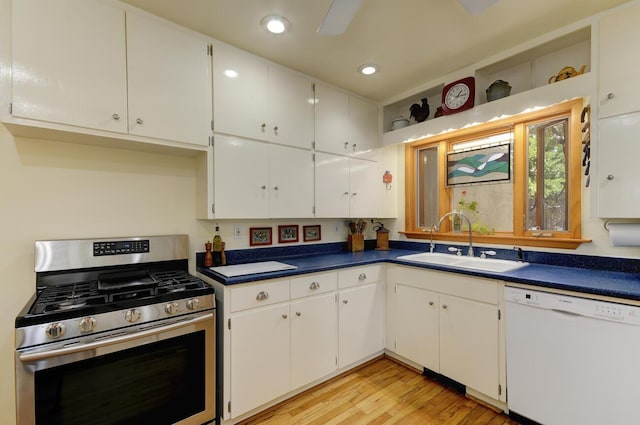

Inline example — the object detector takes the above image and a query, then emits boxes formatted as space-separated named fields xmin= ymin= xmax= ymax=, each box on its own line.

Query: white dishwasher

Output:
xmin=505 ymin=286 xmax=640 ymax=425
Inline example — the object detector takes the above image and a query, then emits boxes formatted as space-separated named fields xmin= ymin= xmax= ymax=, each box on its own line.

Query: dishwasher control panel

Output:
xmin=505 ymin=286 xmax=640 ymax=326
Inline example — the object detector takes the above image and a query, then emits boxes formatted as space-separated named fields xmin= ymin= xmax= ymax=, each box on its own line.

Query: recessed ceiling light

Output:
xmin=358 ymin=64 xmax=379 ymax=76
xmin=261 ymin=15 xmax=290 ymax=34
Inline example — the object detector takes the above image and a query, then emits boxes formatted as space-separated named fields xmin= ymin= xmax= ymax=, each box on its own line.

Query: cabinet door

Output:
xmin=338 ymin=282 xmax=384 ymax=368
xmin=126 ymin=13 xmax=211 ymax=146
xmin=290 ymin=293 xmax=338 ymax=390
xmin=213 ymin=135 xmax=269 ymax=218
xmin=230 ymin=303 xmax=290 ymax=418
xmin=268 ymin=145 xmax=314 ymax=218
xmin=213 ymin=43 xmax=268 ymax=141
xmin=314 ymin=83 xmax=350 ymax=155
xmin=315 ymin=152 xmax=350 ymax=218
xmin=349 ymin=157 xmax=379 ymax=218
xmin=599 ymin=3 xmax=640 ymax=118
xmin=11 ymin=0 xmax=127 ymax=133
xmin=395 ymin=284 xmax=439 ymax=372
xmin=349 ymin=96 xmax=379 ymax=154
xmin=598 ymin=112 xmax=640 ymax=217
xmin=267 ymin=67 xmax=314 ymax=149
xmin=439 ymin=294 xmax=500 ymax=399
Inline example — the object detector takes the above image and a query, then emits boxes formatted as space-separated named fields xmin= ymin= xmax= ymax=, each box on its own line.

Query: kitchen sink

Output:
xmin=397 ymin=252 xmax=529 ymax=273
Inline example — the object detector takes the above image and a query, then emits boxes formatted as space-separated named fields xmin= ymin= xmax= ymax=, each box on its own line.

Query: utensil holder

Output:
xmin=348 ymin=234 xmax=364 ymax=252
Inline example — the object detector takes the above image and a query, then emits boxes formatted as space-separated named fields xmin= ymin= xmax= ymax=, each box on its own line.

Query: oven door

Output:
xmin=16 ymin=313 xmax=215 ymax=425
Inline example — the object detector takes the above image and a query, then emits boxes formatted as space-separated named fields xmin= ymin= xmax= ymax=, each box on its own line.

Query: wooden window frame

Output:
xmin=402 ymin=98 xmax=591 ymax=249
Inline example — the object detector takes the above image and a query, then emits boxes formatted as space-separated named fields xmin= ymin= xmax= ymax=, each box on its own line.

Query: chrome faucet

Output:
xmin=436 ymin=211 xmax=474 ymax=257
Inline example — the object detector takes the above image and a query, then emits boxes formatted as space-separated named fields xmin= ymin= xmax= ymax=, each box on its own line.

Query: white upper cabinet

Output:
xmin=598 ymin=3 xmax=640 ymax=118
xmin=213 ymin=42 xmax=313 ymax=149
xmin=212 ymin=43 xmax=268 ymax=142
xmin=126 ymin=13 xmax=212 ymax=146
xmin=314 ymin=82 xmax=379 ymax=155
xmin=212 ymin=135 xmax=313 ymax=219
xmin=597 ymin=111 xmax=640 ymax=218
xmin=10 ymin=0 xmax=212 ymax=149
xmin=315 ymin=153 xmax=380 ymax=218
xmin=348 ymin=95 xmax=379 ymax=155
xmin=11 ymin=0 xmax=127 ymax=133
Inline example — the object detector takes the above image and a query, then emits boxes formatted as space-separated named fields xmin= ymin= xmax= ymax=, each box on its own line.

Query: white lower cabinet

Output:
xmin=290 ymin=293 xmax=338 ymax=390
xmin=395 ymin=284 xmax=439 ymax=372
xmin=389 ymin=265 xmax=504 ymax=402
xmin=338 ymin=265 xmax=385 ymax=368
xmin=230 ymin=303 xmax=290 ymax=418
xmin=218 ymin=268 xmax=382 ymax=422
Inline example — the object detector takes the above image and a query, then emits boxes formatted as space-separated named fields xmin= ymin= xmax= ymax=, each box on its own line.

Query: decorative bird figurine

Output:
xmin=410 ymin=98 xmax=430 ymax=122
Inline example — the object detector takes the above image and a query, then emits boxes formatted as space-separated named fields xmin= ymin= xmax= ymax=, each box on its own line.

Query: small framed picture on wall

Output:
xmin=278 ymin=225 xmax=299 ymax=243
xmin=303 ymin=225 xmax=321 ymax=242
xmin=249 ymin=227 xmax=272 ymax=246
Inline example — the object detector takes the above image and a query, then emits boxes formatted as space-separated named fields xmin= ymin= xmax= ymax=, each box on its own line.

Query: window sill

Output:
xmin=399 ymin=231 xmax=591 ymax=250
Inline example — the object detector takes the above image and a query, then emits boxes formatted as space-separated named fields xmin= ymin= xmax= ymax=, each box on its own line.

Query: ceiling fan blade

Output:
xmin=458 ymin=0 xmax=498 ymax=16
xmin=317 ymin=0 xmax=364 ymax=35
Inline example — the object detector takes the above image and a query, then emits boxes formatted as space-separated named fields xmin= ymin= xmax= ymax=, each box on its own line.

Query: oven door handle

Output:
xmin=19 ymin=313 xmax=213 ymax=363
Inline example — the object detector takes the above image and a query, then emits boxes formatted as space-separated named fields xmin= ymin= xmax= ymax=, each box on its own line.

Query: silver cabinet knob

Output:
xmin=607 ymin=174 xmax=615 ymax=180
xmin=309 ymin=281 xmax=320 ymax=290
xmin=358 ymin=273 xmax=367 ymax=281
xmin=125 ymin=308 xmax=141 ymax=323
xmin=442 ymin=304 xmax=448 ymax=309
xmin=296 ymin=312 xmax=301 ymax=317
xmin=352 ymin=143 xmax=357 ymax=151
xmin=186 ymin=298 xmax=200 ymax=311
xmin=428 ymin=301 xmax=434 ymax=306
xmin=261 ymin=185 xmax=267 ymax=190
xmin=273 ymin=125 xmax=279 ymax=135
xmin=261 ymin=123 xmax=266 ymax=130
xmin=282 ymin=314 xmax=288 ymax=319
xmin=343 ymin=192 xmax=349 ymax=196
xmin=273 ymin=185 xmax=279 ymax=191
xmin=45 ymin=322 xmax=65 ymax=339
xmin=351 ymin=192 xmax=358 ymax=197
xmin=112 ymin=113 xmax=120 ymax=120
xmin=344 ymin=141 xmax=349 ymax=150
xmin=343 ymin=299 xmax=348 ymax=304
xmin=607 ymin=93 xmax=615 ymax=100
xmin=165 ymin=302 xmax=180 ymax=315
xmin=256 ymin=291 xmax=269 ymax=301
xmin=136 ymin=118 xmax=143 ymax=124
xmin=78 ymin=317 xmax=97 ymax=333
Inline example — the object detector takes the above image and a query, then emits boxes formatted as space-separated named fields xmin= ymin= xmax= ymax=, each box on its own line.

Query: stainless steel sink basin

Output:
xmin=397 ymin=252 xmax=529 ymax=273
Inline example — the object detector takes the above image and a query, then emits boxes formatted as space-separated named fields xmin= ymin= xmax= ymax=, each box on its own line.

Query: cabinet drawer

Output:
xmin=338 ymin=265 xmax=383 ymax=289
xmin=290 ymin=272 xmax=337 ymax=299
xmin=230 ymin=279 xmax=290 ymax=312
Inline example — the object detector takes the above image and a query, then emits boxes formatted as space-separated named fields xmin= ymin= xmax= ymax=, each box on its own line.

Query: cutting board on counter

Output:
xmin=210 ymin=261 xmax=297 ymax=277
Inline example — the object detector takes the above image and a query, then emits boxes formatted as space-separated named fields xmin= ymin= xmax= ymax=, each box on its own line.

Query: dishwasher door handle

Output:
xmin=551 ymin=308 xmax=582 ymax=317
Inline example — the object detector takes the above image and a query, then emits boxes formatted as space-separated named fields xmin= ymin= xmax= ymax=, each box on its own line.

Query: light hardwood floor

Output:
xmin=238 ymin=356 xmax=519 ymax=425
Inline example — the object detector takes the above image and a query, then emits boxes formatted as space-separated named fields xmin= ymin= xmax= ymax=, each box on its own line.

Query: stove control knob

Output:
xmin=78 ymin=317 xmax=97 ymax=333
xmin=45 ymin=322 xmax=66 ymax=339
xmin=165 ymin=302 xmax=181 ymax=315
xmin=186 ymin=298 xmax=200 ymax=311
xmin=125 ymin=309 xmax=141 ymax=323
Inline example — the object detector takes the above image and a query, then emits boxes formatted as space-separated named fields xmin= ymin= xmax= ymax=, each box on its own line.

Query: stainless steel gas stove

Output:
xmin=15 ymin=235 xmax=216 ymax=425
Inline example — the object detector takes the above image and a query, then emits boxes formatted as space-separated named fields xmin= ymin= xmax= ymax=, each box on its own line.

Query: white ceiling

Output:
xmin=120 ymin=0 xmax=629 ymax=102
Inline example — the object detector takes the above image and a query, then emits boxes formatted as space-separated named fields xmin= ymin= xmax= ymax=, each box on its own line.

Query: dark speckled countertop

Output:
xmin=196 ymin=241 xmax=640 ymax=302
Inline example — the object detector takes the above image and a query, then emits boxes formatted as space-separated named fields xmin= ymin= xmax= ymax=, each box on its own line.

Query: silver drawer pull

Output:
xmin=256 ymin=291 xmax=269 ymax=301
xmin=309 ymin=281 xmax=320 ymax=290
xmin=358 ymin=273 xmax=367 ymax=281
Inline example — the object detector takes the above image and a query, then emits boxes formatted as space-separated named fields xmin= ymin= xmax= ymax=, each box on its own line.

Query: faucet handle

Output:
xmin=480 ymin=250 xmax=496 ymax=259
xmin=448 ymin=246 xmax=462 ymax=256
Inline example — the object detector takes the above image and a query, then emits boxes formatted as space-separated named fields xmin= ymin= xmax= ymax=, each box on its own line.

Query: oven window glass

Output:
xmin=34 ymin=331 xmax=206 ymax=425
